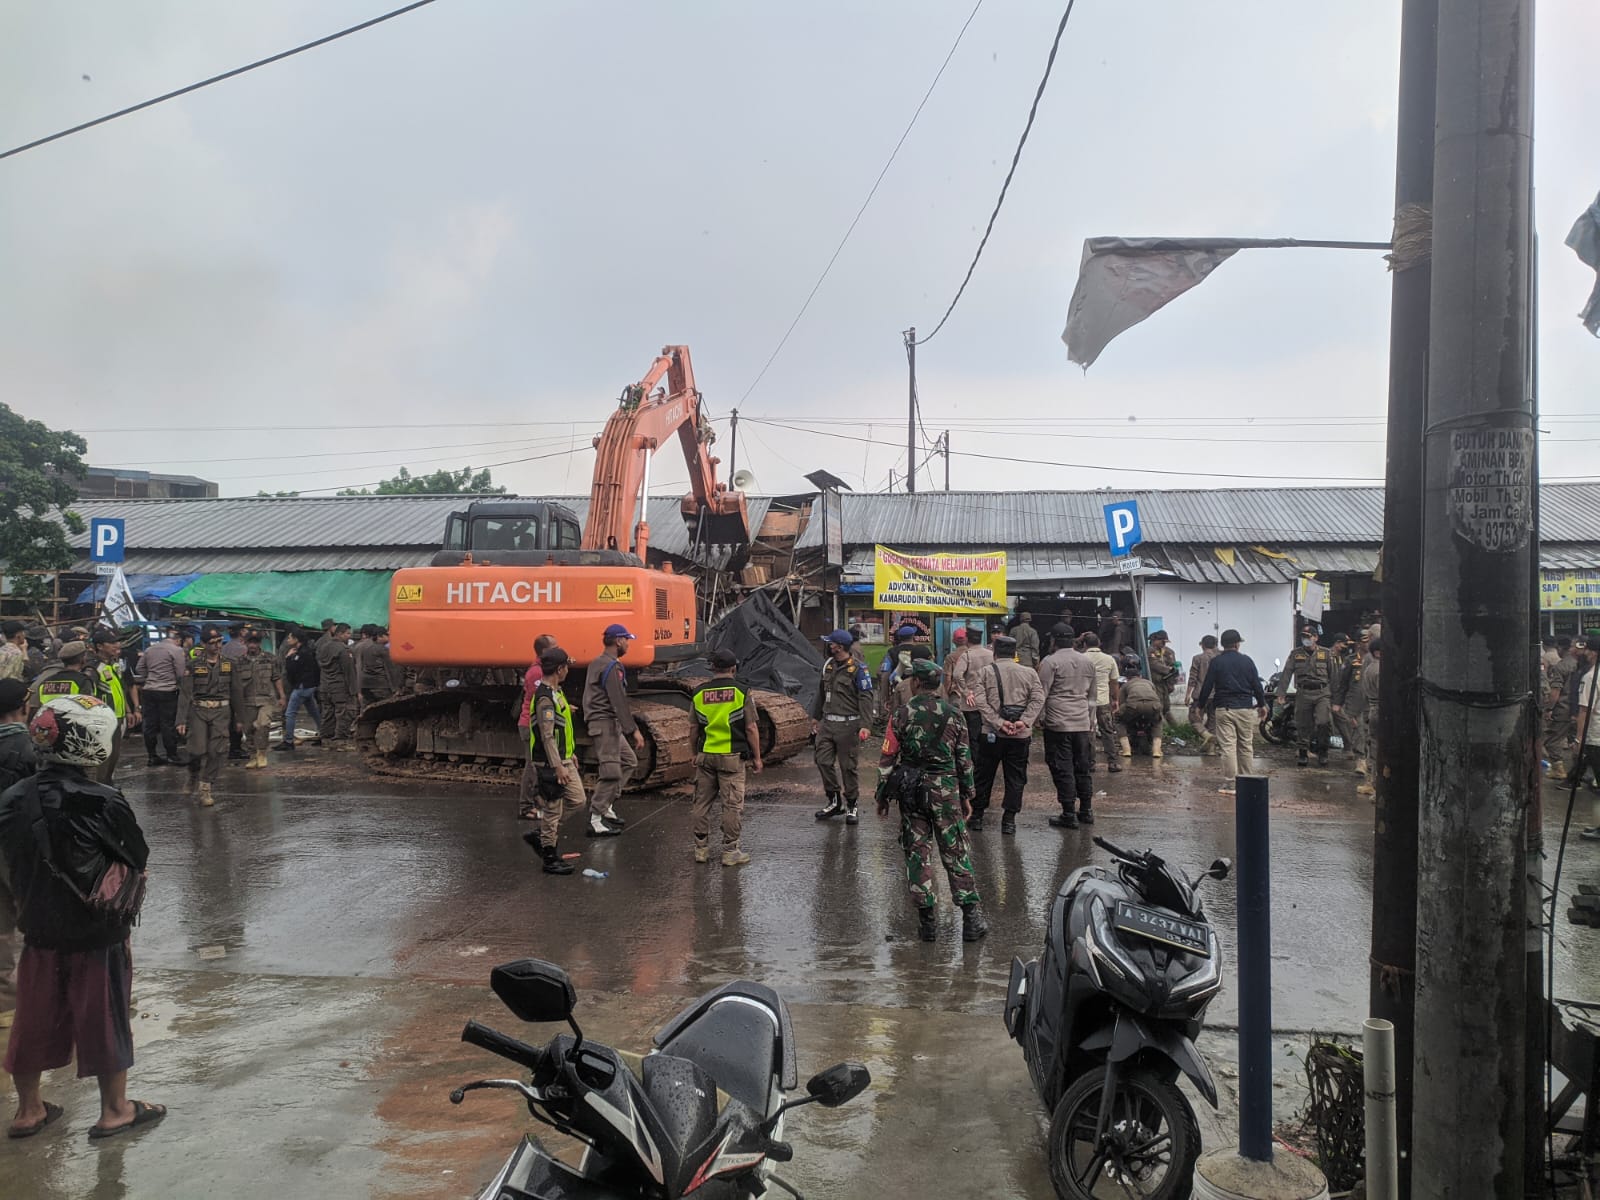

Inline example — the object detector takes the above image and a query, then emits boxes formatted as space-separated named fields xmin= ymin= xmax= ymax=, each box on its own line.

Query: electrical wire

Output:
xmin=98 ymin=433 xmax=580 ymax=470
xmin=733 ymin=0 xmax=987 ymax=408
xmin=914 ymin=0 xmax=1077 ymax=345
xmin=207 ymin=433 xmax=592 ymax=484
xmin=0 ymin=0 xmax=441 ymax=163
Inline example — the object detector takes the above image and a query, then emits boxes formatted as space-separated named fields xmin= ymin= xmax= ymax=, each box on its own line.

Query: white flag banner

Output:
xmin=1062 ymin=236 xmax=1390 ymax=369
xmin=101 ymin=566 xmax=145 ymax=628
xmin=1566 ymin=191 xmax=1600 ymax=336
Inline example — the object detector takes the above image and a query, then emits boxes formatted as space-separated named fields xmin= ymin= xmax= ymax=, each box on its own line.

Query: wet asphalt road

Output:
xmin=5 ymin=741 xmax=1598 ymax=1198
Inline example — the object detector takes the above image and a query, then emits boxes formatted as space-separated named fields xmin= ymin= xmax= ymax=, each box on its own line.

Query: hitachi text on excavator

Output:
xmin=356 ymin=346 xmax=812 ymax=790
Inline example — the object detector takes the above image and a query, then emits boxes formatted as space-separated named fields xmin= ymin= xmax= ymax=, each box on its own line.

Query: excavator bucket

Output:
xmin=681 ymin=494 xmax=751 ymax=552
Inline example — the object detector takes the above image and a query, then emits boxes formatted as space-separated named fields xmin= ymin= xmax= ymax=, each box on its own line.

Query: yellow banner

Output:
xmin=1541 ymin=569 xmax=1600 ymax=610
xmin=873 ymin=546 xmax=1007 ymax=614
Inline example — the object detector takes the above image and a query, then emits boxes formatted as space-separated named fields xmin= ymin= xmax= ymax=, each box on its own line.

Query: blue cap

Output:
xmin=823 ymin=629 xmax=854 ymax=647
xmin=603 ymin=624 xmax=636 ymax=641
xmin=895 ymin=625 xmax=920 ymax=641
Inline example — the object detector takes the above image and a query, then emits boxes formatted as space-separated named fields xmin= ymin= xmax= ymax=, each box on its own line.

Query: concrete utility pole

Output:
xmin=904 ymin=327 xmax=918 ymax=494
xmin=1369 ymin=0 xmax=1436 ymax=1193
xmin=1412 ymin=0 xmax=1535 ymax=1194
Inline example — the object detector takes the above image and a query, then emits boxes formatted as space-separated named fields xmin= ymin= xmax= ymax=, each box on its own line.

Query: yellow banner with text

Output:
xmin=873 ymin=546 xmax=1007 ymax=614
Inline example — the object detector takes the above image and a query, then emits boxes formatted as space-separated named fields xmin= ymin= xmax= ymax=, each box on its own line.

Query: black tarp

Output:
xmin=669 ymin=592 xmax=824 ymax=697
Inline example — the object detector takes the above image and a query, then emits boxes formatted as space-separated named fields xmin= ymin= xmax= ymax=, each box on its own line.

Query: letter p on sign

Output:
xmin=1102 ymin=500 xmax=1141 ymax=559
xmin=90 ymin=517 xmax=126 ymax=563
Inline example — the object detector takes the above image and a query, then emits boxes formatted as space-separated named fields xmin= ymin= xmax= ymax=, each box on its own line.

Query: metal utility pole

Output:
xmin=1412 ymin=0 xmax=1535 ymax=1195
xmin=1369 ymin=0 xmax=1436 ymax=1193
xmin=728 ymin=407 xmax=739 ymax=478
xmin=904 ymin=327 xmax=918 ymax=494
xmin=942 ymin=431 xmax=950 ymax=491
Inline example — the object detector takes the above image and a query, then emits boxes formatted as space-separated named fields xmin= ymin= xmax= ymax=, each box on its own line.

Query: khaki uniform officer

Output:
xmin=237 ymin=632 xmax=285 ymax=769
xmin=1279 ymin=629 xmax=1336 ymax=767
xmin=178 ymin=628 xmax=243 ymax=806
xmin=524 ymin=648 xmax=581 ymax=875
xmin=811 ymin=629 xmax=875 ymax=824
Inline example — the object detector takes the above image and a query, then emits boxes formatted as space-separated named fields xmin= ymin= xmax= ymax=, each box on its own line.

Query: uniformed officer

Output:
xmin=690 ymin=648 xmax=763 ymax=867
xmin=1279 ymin=627 xmax=1336 ymax=766
xmin=875 ymin=659 xmax=987 ymax=944
xmin=222 ymin=624 xmax=250 ymax=760
xmin=237 ymin=631 xmax=284 ymax=769
xmin=1332 ymin=632 xmax=1369 ymax=774
xmin=889 ymin=645 xmax=936 ymax=717
xmin=1355 ymin=640 xmax=1382 ymax=797
xmin=88 ymin=629 xmax=137 ymax=783
xmin=1147 ymin=630 xmax=1180 ymax=720
xmin=811 ymin=629 xmax=875 ymax=823
xmin=314 ymin=622 xmax=359 ymax=750
xmin=524 ymin=648 xmax=581 ymax=875
xmin=178 ymin=627 xmax=243 ymax=806
xmin=27 ymin=640 xmax=97 ymax=714
xmin=1545 ymin=636 xmax=1579 ymax=780
xmin=1012 ymin=612 xmax=1041 ymax=669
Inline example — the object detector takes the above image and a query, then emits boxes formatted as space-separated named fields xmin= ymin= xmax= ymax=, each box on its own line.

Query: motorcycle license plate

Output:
xmin=1113 ymin=900 xmax=1211 ymax=957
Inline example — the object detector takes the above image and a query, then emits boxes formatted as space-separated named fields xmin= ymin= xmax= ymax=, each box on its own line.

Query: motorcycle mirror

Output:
xmin=1207 ymin=858 xmax=1232 ymax=880
xmin=805 ymin=1062 xmax=872 ymax=1108
xmin=490 ymin=959 xmax=577 ymax=1024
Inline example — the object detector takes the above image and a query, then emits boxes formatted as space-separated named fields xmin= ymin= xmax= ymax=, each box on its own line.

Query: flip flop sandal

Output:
xmin=88 ymin=1100 xmax=167 ymax=1140
xmin=8 ymin=1101 xmax=64 ymax=1139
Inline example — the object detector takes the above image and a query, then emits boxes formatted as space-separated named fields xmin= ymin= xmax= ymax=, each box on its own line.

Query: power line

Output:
xmin=914 ymin=0 xmax=1077 ymax=345
xmin=98 ymin=433 xmax=578 ymax=470
xmin=290 ymin=443 xmax=594 ymax=496
xmin=0 ymin=0 xmax=441 ymax=163
xmin=734 ymin=0 xmax=986 ymax=408
xmin=743 ymin=417 xmax=1600 ymax=486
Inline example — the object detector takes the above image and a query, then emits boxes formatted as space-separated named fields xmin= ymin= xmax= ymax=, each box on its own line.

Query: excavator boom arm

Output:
xmin=582 ymin=345 xmax=748 ymax=557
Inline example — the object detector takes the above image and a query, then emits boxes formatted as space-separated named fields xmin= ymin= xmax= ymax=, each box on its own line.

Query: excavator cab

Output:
xmin=432 ymin=501 xmax=637 ymax=568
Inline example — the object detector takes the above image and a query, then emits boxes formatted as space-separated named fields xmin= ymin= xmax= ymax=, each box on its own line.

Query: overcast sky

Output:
xmin=3 ymin=0 xmax=1596 ymax=500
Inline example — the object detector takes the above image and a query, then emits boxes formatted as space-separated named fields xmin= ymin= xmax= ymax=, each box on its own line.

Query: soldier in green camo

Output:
xmin=875 ymin=658 xmax=989 ymax=944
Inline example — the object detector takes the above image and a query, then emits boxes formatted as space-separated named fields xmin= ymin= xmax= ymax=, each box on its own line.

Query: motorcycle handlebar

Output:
xmin=460 ymin=1020 xmax=546 ymax=1074
xmin=1092 ymin=835 xmax=1141 ymax=863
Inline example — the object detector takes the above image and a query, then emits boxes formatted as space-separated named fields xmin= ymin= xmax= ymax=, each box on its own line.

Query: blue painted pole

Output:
xmin=1235 ymin=773 xmax=1273 ymax=1162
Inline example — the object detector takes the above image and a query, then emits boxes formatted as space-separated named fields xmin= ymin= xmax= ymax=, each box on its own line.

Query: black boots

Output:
xmin=1000 ymin=814 xmax=1016 ymax=835
xmin=917 ymin=907 xmax=938 ymax=942
xmin=844 ymin=803 xmax=859 ymax=825
xmin=1049 ymin=810 xmax=1079 ymax=829
xmin=815 ymin=793 xmax=845 ymax=820
xmin=1297 ymin=749 xmax=1309 ymax=767
xmin=968 ymin=814 xmax=985 ymax=831
xmin=961 ymin=903 xmax=989 ymax=942
xmin=524 ymin=831 xmax=574 ymax=875
xmin=1078 ymin=807 xmax=1095 ymax=825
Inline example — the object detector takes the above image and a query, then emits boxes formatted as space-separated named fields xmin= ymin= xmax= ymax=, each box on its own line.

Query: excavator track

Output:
xmin=356 ymin=677 xmax=812 ymax=793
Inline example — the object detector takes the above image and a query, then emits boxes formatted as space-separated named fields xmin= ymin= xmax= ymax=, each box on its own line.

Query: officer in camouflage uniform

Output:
xmin=1279 ymin=626 xmax=1336 ymax=766
xmin=875 ymin=659 xmax=988 ymax=944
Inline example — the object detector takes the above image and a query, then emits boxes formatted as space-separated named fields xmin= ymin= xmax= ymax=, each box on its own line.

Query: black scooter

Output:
xmin=453 ymin=958 xmax=870 ymax=1199
xmin=1006 ymin=838 xmax=1230 ymax=1199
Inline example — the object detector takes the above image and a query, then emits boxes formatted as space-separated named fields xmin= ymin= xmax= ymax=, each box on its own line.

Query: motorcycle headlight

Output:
xmin=1085 ymin=897 xmax=1144 ymax=986
xmin=1169 ymin=928 xmax=1224 ymax=1002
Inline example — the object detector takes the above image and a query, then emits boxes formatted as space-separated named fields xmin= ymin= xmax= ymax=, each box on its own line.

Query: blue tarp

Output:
xmin=74 ymin=573 xmax=201 ymax=605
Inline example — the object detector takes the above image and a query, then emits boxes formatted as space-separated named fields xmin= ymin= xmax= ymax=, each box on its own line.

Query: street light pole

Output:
xmin=905 ymin=327 xmax=918 ymax=495
xmin=1411 ymin=0 xmax=1536 ymax=1194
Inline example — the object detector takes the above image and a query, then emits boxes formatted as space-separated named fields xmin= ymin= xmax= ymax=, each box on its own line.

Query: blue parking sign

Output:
xmin=1102 ymin=500 xmax=1141 ymax=558
xmin=90 ymin=518 xmax=125 ymax=563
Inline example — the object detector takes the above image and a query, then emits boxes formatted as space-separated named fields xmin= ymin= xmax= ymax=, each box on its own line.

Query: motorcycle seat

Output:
xmin=657 ymin=997 xmax=778 ymax=1113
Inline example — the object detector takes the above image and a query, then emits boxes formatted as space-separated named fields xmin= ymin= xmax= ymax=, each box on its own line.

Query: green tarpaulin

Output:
xmin=165 ymin=570 xmax=394 ymax=628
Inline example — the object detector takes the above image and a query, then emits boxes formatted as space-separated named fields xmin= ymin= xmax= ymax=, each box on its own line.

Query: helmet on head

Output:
xmin=29 ymin=695 xmax=118 ymax=766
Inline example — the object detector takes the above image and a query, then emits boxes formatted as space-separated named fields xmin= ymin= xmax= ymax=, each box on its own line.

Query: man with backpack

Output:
xmin=0 ymin=695 xmax=162 ymax=1140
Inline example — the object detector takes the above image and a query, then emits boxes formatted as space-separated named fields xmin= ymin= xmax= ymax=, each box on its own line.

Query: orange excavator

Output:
xmin=357 ymin=345 xmax=812 ymax=790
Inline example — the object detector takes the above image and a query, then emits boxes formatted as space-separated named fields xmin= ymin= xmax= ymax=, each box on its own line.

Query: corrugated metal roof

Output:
xmin=796 ymin=483 xmax=1600 ymax=549
xmin=60 ymin=494 xmax=773 ymax=572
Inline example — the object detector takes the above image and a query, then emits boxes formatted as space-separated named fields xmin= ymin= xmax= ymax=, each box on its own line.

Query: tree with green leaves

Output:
xmin=0 ymin=404 xmax=87 ymax=608
xmin=338 ymin=466 xmax=507 ymax=496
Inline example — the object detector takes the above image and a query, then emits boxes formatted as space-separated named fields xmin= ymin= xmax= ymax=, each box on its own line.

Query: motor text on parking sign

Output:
xmin=1102 ymin=500 xmax=1141 ymax=559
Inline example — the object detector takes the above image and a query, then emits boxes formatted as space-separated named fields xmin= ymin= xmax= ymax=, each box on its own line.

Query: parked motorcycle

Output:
xmin=1258 ymin=665 xmax=1295 ymax=746
xmin=453 ymin=958 xmax=869 ymax=1199
xmin=1005 ymin=838 xmax=1230 ymax=1199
